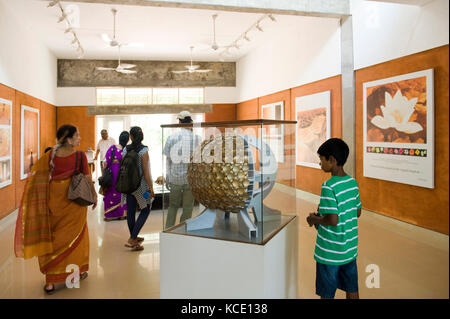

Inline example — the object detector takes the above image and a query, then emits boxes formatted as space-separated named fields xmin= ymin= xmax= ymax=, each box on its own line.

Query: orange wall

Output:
xmin=259 ymin=90 xmax=294 ymax=187
xmin=0 ymin=83 xmax=56 ymax=220
xmin=205 ymin=104 xmax=236 ymax=122
xmin=355 ymin=45 xmax=449 ymax=234
xmin=0 ymin=84 xmax=17 ymax=219
xmin=56 ymin=107 xmax=96 ymax=152
xmin=291 ymin=75 xmax=343 ymax=194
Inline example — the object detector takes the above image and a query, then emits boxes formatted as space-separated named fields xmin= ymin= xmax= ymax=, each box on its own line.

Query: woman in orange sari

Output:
xmin=14 ymin=124 xmax=97 ymax=294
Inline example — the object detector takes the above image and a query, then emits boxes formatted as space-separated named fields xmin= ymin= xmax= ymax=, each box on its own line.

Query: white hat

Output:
xmin=177 ymin=110 xmax=192 ymax=120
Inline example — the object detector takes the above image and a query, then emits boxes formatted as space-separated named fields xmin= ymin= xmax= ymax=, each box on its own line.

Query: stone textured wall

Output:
xmin=57 ymin=59 xmax=236 ymax=87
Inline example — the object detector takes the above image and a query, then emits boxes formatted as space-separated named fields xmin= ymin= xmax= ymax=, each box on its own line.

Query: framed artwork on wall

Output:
xmin=261 ymin=101 xmax=284 ymax=163
xmin=20 ymin=105 xmax=39 ymax=180
xmin=0 ymin=98 xmax=12 ymax=189
xmin=295 ymin=91 xmax=331 ymax=168
xmin=363 ymin=68 xmax=434 ymax=188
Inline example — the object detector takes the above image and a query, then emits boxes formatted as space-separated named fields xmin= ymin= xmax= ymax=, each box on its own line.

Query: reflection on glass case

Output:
xmin=160 ymin=120 xmax=297 ymax=245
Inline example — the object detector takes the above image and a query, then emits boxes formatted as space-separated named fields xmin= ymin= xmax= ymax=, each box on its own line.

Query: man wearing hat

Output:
xmin=156 ymin=111 xmax=201 ymax=228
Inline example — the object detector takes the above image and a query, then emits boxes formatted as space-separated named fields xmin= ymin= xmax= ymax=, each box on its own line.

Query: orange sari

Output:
xmin=15 ymin=151 xmax=90 ymax=284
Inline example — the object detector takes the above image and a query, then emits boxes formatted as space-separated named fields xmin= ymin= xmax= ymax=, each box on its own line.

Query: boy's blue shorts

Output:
xmin=316 ymin=259 xmax=359 ymax=298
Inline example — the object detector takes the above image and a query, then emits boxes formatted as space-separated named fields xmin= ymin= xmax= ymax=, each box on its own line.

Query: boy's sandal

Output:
xmin=137 ymin=236 xmax=144 ymax=242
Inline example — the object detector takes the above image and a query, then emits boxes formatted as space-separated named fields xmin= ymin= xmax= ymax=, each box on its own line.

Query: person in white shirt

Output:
xmin=94 ymin=129 xmax=116 ymax=169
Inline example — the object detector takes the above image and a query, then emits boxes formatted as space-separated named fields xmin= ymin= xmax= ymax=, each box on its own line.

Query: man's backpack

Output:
xmin=115 ymin=145 xmax=143 ymax=194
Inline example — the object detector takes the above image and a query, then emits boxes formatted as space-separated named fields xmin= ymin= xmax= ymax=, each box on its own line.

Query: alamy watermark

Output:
xmin=365 ymin=264 xmax=380 ymax=288
xmin=65 ymin=264 xmax=80 ymax=289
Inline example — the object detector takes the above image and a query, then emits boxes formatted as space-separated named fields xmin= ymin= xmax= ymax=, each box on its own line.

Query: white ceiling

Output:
xmin=4 ymin=0 xmax=325 ymax=62
xmin=366 ymin=0 xmax=434 ymax=6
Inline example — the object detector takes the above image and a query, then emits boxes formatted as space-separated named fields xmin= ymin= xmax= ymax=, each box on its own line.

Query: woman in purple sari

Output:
xmin=103 ymin=131 xmax=129 ymax=221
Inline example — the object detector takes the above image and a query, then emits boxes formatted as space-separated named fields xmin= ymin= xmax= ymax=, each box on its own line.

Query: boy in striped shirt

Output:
xmin=306 ymin=138 xmax=362 ymax=299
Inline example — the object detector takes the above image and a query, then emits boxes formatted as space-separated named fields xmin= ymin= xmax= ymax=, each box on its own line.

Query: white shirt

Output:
xmin=163 ymin=128 xmax=201 ymax=185
xmin=97 ymin=137 xmax=116 ymax=162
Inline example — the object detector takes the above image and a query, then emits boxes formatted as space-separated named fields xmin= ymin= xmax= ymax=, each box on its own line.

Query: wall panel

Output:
xmin=14 ymin=91 xmax=40 ymax=207
xmin=290 ymin=75 xmax=343 ymax=195
xmin=204 ymin=104 xmax=236 ymax=122
xmin=0 ymin=85 xmax=56 ymax=220
xmin=355 ymin=45 xmax=449 ymax=234
xmin=0 ymin=84 xmax=16 ymax=220
xmin=56 ymin=107 xmax=96 ymax=152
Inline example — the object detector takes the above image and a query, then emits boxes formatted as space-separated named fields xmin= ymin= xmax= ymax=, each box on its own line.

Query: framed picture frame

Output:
xmin=363 ymin=69 xmax=434 ymax=188
xmin=261 ymin=101 xmax=284 ymax=163
xmin=20 ymin=105 xmax=39 ymax=180
xmin=0 ymin=98 xmax=12 ymax=189
xmin=295 ymin=91 xmax=331 ymax=168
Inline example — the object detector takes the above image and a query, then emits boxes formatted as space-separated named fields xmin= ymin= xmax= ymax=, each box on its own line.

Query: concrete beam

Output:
xmin=58 ymin=59 xmax=235 ymax=87
xmin=87 ymin=103 xmax=212 ymax=115
xmin=340 ymin=15 xmax=355 ymax=177
xmin=50 ymin=0 xmax=350 ymax=18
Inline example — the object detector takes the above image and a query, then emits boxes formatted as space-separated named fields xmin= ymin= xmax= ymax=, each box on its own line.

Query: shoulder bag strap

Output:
xmin=78 ymin=151 xmax=84 ymax=174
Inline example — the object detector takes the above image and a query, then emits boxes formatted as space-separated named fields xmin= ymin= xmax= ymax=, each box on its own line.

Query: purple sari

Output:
xmin=103 ymin=145 xmax=127 ymax=220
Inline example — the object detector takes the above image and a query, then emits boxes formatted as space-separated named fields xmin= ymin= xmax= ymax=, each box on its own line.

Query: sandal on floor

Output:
xmin=80 ymin=272 xmax=88 ymax=281
xmin=130 ymin=244 xmax=144 ymax=251
xmin=44 ymin=284 xmax=55 ymax=295
xmin=125 ymin=238 xmax=143 ymax=247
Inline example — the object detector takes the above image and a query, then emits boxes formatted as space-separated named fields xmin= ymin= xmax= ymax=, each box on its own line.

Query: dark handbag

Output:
xmin=98 ymin=147 xmax=115 ymax=188
xmin=68 ymin=151 xmax=96 ymax=206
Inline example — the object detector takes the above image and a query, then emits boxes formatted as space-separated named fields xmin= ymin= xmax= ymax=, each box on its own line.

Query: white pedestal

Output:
xmin=160 ymin=217 xmax=298 ymax=299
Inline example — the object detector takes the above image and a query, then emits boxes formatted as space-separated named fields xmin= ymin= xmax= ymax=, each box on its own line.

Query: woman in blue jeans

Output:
xmin=123 ymin=126 xmax=154 ymax=251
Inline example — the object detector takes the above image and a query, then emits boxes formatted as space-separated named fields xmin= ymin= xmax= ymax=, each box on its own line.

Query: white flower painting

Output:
xmin=363 ymin=69 xmax=434 ymax=189
xmin=371 ymin=90 xmax=423 ymax=134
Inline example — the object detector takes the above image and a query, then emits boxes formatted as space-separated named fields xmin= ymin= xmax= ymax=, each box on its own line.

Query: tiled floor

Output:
xmin=0 ymin=188 xmax=448 ymax=299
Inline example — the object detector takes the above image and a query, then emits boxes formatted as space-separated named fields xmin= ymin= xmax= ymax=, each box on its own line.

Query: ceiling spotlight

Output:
xmin=256 ymin=24 xmax=263 ymax=32
xmin=47 ymin=0 xmax=60 ymax=7
xmin=268 ymin=14 xmax=276 ymax=22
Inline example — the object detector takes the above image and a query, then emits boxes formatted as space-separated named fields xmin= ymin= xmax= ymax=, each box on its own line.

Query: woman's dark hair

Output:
xmin=317 ymin=138 xmax=349 ymax=166
xmin=119 ymin=131 xmax=130 ymax=148
xmin=129 ymin=126 xmax=144 ymax=148
xmin=56 ymin=124 xmax=77 ymax=145
xmin=44 ymin=147 xmax=52 ymax=153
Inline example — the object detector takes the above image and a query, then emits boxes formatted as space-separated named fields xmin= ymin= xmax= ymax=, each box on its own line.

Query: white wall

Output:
xmin=204 ymin=87 xmax=237 ymax=104
xmin=56 ymin=87 xmax=96 ymax=106
xmin=0 ymin=0 xmax=57 ymax=105
xmin=56 ymin=86 xmax=237 ymax=106
xmin=351 ymin=0 xmax=449 ymax=70
xmin=236 ymin=15 xmax=341 ymax=103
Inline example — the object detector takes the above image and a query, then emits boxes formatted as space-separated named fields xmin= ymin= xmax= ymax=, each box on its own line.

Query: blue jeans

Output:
xmin=126 ymin=194 xmax=151 ymax=239
xmin=316 ymin=259 xmax=359 ymax=298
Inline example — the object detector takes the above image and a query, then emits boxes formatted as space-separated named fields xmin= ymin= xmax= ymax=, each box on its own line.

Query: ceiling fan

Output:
xmin=202 ymin=14 xmax=227 ymax=51
xmin=101 ymin=8 xmax=143 ymax=48
xmin=96 ymin=45 xmax=137 ymax=74
xmin=171 ymin=46 xmax=211 ymax=74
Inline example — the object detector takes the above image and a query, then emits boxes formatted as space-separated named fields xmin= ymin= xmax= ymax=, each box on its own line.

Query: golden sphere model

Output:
xmin=187 ymin=133 xmax=252 ymax=213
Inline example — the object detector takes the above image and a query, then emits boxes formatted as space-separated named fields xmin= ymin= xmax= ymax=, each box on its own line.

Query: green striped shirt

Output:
xmin=314 ymin=175 xmax=362 ymax=265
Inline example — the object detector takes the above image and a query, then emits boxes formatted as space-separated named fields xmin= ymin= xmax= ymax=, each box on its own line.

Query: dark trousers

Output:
xmin=126 ymin=194 xmax=151 ymax=239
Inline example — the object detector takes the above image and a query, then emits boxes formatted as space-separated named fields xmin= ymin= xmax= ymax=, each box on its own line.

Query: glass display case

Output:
xmin=159 ymin=119 xmax=297 ymax=245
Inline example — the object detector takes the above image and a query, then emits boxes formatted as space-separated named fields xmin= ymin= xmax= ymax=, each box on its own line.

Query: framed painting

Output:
xmin=0 ymin=98 xmax=12 ymax=189
xmin=21 ymin=105 xmax=39 ymax=180
xmin=295 ymin=91 xmax=331 ymax=168
xmin=363 ymin=69 xmax=434 ymax=188
xmin=261 ymin=101 xmax=284 ymax=163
